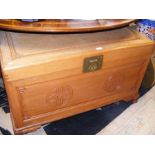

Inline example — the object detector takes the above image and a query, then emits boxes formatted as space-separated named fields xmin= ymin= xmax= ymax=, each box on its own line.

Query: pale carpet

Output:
xmin=97 ymin=86 xmax=155 ymax=135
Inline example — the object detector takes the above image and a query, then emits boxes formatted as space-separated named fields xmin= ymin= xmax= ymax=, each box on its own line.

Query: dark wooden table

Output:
xmin=0 ymin=19 xmax=136 ymax=33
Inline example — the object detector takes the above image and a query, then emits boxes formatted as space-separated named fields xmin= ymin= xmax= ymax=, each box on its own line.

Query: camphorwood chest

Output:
xmin=0 ymin=27 xmax=154 ymax=134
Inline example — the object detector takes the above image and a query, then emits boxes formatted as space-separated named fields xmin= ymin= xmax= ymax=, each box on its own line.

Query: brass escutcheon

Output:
xmin=83 ymin=55 xmax=103 ymax=73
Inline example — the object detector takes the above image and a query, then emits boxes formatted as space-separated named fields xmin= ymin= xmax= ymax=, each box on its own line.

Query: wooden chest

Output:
xmin=0 ymin=27 xmax=154 ymax=134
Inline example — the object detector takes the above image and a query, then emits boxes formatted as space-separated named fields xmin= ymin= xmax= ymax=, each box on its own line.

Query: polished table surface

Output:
xmin=0 ymin=19 xmax=136 ymax=33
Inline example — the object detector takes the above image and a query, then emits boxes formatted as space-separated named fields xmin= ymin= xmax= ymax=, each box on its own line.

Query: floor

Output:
xmin=98 ymin=86 xmax=155 ymax=135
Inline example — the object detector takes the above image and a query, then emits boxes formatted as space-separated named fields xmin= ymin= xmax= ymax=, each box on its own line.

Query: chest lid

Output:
xmin=0 ymin=26 xmax=154 ymax=81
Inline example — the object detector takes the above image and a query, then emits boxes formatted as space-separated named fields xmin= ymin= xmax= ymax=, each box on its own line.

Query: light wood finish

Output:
xmin=0 ymin=19 xmax=136 ymax=33
xmin=0 ymin=27 xmax=154 ymax=134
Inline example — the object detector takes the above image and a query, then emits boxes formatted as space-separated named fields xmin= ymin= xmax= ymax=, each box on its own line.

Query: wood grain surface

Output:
xmin=0 ymin=19 xmax=136 ymax=33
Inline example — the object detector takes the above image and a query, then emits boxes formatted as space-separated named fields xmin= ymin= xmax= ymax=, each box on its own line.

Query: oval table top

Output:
xmin=0 ymin=19 xmax=136 ymax=33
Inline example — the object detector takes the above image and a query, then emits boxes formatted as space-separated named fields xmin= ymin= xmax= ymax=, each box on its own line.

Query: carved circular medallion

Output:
xmin=46 ymin=85 xmax=73 ymax=107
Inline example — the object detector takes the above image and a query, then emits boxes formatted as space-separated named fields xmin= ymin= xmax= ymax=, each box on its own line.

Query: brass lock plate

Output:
xmin=83 ymin=55 xmax=103 ymax=73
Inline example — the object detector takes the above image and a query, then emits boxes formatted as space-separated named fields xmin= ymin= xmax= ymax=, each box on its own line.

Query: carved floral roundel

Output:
xmin=46 ymin=85 xmax=73 ymax=106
